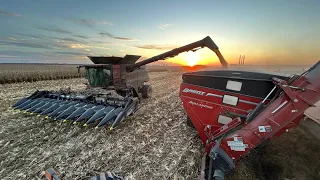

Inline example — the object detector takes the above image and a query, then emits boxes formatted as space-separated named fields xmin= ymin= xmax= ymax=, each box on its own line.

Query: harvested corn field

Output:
xmin=0 ymin=71 xmax=319 ymax=180
xmin=0 ymin=64 xmax=86 ymax=84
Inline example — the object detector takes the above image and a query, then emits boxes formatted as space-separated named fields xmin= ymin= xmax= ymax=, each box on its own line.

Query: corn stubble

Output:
xmin=0 ymin=71 xmax=319 ymax=180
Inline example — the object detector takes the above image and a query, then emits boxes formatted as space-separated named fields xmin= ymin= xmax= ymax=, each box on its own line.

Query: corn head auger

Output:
xmin=12 ymin=36 xmax=227 ymax=131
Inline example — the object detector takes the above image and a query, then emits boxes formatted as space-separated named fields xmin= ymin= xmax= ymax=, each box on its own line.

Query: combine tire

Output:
xmin=141 ymin=84 xmax=152 ymax=98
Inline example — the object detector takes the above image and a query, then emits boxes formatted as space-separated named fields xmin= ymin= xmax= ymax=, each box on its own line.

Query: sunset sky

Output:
xmin=0 ymin=0 xmax=319 ymax=66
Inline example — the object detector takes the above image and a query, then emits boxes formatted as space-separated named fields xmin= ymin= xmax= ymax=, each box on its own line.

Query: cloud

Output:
xmin=114 ymin=37 xmax=136 ymax=41
xmin=99 ymin=32 xmax=138 ymax=41
xmin=57 ymin=37 xmax=83 ymax=43
xmin=0 ymin=40 xmax=51 ymax=49
xmin=15 ymin=33 xmax=85 ymax=43
xmin=0 ymin=50 xmax=92 ymax=61
xmin=18 ymin=33 xmax=90 ymax=40
xmin=66 ymin=18 xmax=113 ymax=27
xmin=99 ymin=21 xmax=113 ymax=25
xmin=99 ymin=32 xmax=113 ymax=37
xmin=54 ymin=51 xmax=89 ymax=56
xmin=0 ymin=10 xmax=20 ymax=17
xmin=134 ymin=44 xmax=178 ymax=50
xmin=157 ymin=24 xmax=171 ymax=30
xmin=0 ymin=51 xmax=47 ymax=60
xmin=68 ymin=43 xmax=87 ymax=49
xmin=37 ymin=26 xmax=72 ymax=34
xmin=72 ymin=34 xmax=90 ymax=39
xmin=7 ymin=37 xmax=17 ymax=41
xmin=0 ymin=55 xmax=18 ymax=58
xmin=15 ymin=33 xmax=46 ymax=40
xmin=66 ymin=18 xmax=94 ymax=27
xmin=0 ymin=38 xmax=87 ymax=51
xmin=89 ymin=45 xmax=110 ymax=50
xmin=90 ymin=40 xmax=112 ymax=44
xmin=57 ymin=43 xmax=110 ymax=51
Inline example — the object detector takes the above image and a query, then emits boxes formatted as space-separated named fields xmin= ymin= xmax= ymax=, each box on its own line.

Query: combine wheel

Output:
xmin=141 ymin=84 xmax=152 ymax=98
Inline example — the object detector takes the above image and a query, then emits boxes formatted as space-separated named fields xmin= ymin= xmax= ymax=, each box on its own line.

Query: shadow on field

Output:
xmin=228 ymin=124 xmax=320 ymax=180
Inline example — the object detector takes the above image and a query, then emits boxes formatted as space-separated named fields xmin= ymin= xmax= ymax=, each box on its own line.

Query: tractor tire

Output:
xmin=141 ymin=84 xmax=152 ymax=98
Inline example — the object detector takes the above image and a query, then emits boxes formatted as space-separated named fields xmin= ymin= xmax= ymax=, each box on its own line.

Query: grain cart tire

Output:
xmin=141 ymin=84 xmax=152 ymax=98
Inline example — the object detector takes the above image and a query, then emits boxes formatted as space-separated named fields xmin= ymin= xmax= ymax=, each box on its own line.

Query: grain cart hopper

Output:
xmin=12 ymin=36 xmax=227 ymax=130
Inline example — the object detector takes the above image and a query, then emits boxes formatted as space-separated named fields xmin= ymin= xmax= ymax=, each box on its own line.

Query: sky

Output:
xmin=0 ymin=0 xmax=319 ymax=66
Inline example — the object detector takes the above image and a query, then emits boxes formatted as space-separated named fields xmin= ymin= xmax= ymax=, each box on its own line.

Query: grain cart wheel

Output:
xmin=141 ymin=84 xmax=152 ymax=98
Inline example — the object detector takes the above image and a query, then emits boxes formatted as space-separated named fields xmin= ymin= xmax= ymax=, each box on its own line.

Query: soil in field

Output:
xmin=0 ymin=72 xmax=319 ymax=180
xmin=228 ymin=126 xmax=320 ymax=180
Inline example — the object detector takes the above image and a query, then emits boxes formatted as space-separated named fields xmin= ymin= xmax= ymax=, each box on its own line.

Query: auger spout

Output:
xmin=127 ymin=36 xmax=228 ymax=72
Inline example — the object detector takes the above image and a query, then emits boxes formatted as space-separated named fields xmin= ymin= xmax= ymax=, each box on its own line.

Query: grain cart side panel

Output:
xmin=215 ymin=62 xmax=320 ymax=162
xmin=179 ymin=70 xmax=288 ymax=144
xmin=180 ymin=83 xmax=261 ymax=144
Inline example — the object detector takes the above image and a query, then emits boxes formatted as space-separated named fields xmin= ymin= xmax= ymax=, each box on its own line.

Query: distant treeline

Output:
xmin=0 ymin=64 xmax=202 ymax=84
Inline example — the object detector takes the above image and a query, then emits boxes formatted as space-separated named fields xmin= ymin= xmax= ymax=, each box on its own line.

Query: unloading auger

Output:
xmin=12 ymin=36 xmax=227 ymax=130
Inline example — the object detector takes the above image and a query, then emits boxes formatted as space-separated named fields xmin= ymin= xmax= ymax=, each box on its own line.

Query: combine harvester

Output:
xmin=12 ymin=36 xmax=320 ymax=180
xmin=12 ymin=36 xmax=227 ymax=130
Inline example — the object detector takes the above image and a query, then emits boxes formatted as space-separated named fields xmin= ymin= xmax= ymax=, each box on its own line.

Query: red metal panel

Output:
xmin=113 ymin=65 xmax=121 ymax=85
xmin=216 ymin=74 xmax=319 ymax=161
xmin=179 ymin=83 xmax=264 ymax=144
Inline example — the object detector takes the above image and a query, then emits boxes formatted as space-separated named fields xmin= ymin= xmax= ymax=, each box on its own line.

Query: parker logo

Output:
xmin=182 ymin=88 xmax=205 ymax=95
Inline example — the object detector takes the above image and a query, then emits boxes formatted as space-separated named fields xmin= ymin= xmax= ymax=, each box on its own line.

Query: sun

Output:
xmin=183 ymin=51 xmax=198 ymax=67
